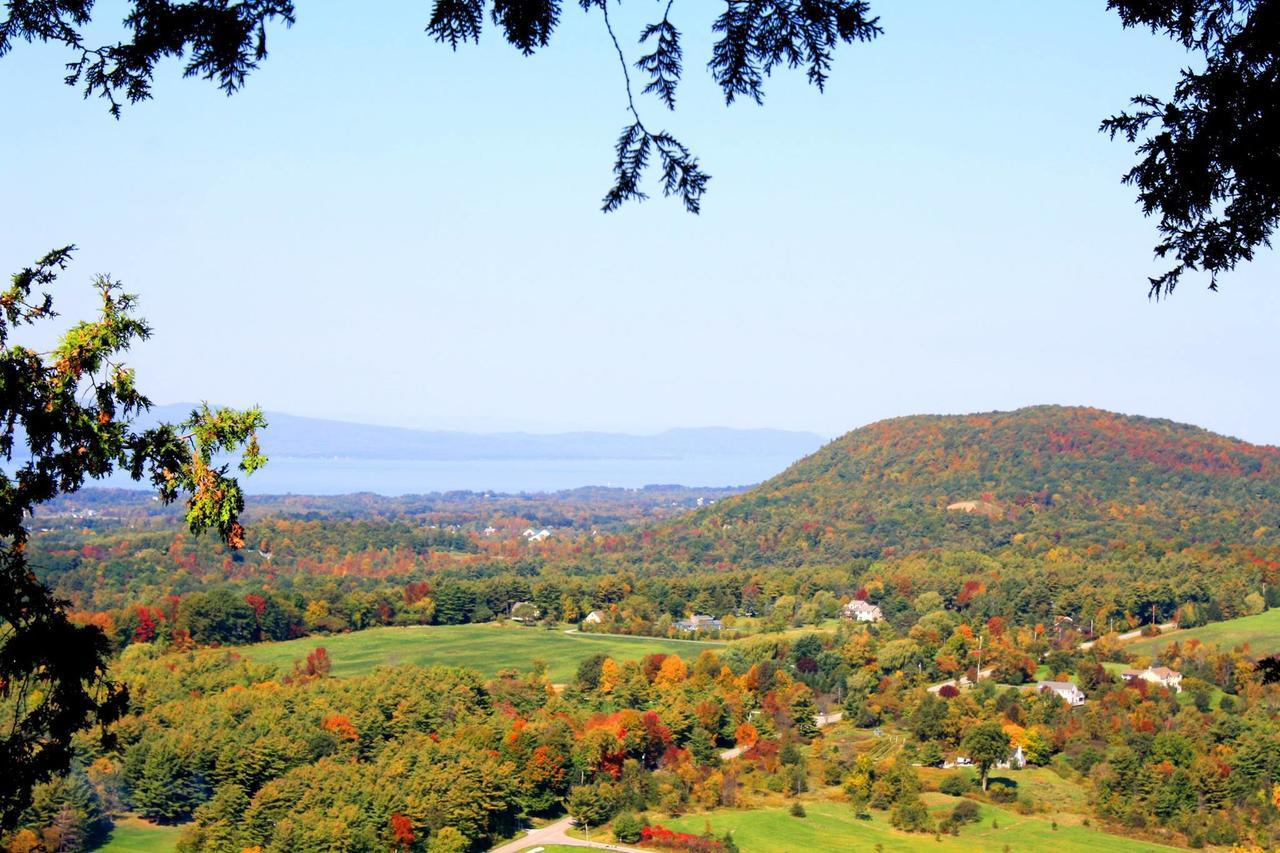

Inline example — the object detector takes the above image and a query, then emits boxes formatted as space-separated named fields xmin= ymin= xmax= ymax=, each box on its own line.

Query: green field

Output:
xmin=238 ymin=623 xmax=725 ymax=682
xmin=659 ymin=796 xmax=1181 ymax=853
xmin=1125 ymin=608 xmax=1280 ymax=659
xmin=94 ymin=817 xmax=183 ymax=852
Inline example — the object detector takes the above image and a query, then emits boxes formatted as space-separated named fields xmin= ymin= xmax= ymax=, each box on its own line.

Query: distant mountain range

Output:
xmin=145 ymin=405 xmax=828 ymax=462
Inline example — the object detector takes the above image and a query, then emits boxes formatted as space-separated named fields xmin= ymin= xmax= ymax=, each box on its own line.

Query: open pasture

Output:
xmin=93 ymin=816 xmax=183 ymax=852
xmin=1125 ymin=608 xmax=1280 ymax=658
xmin=239 ymin=622 xmax=724 ymax=682
xmin=660 ymin=796 xmax=1182 ymax=852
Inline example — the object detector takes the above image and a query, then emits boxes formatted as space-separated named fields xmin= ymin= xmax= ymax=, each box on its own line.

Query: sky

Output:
xmin=3 ymin=1 xmax=1277 ymax=444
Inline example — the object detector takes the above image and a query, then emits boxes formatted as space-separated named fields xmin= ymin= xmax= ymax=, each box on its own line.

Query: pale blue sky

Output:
xmin=3 ymin=2 xmax=1277 ymax=443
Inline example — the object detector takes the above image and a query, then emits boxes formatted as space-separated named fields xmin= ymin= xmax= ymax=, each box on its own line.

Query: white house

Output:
xmin=583 ymin=610 xmax=606 ymax=625
xmin=522 ymin=528 xmax=551 ymax=542
xmin=997 ymin=745 xmax=1026 ymax=770
xmin=1122 ymin=665 xmax=1183 ymax=693
xmin=842 ymin=600 xmax=883 ymax=623
xmin=1037 ymin=680 xmax=1086 ymax=706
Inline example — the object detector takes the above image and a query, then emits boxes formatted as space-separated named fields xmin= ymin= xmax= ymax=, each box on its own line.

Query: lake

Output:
xmin=104 ymin=454 xmax=804 ymax=495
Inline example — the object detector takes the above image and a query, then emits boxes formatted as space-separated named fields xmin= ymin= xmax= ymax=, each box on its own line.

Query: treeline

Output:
xmin=6 ymin=632 xmax=826 ymax=851
xmin=10 ymin=611 xmax=1280 ymax=850
xmin=60 ymin=537 xmax=1280 ymax=658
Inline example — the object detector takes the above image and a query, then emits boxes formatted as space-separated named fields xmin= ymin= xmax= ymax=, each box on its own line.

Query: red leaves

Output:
xmin=641 ymin=824 xmax=725 ymax=851
xmin=390 ymin=813 xmax=414 ymax=847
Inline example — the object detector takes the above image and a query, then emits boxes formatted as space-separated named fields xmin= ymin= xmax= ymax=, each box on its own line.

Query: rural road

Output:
xmin=1078 ymin=623 xmax=1177 ymax=650
xmin=488 ymin=815 xmax=650 ymax=853
xmin=491 ymin=711 xmax=846 ymax=851
xmin=716 ymin=710 xmax=843 ymax=761
xmin=927 ymin=667 xmax=995 ymax=695
xmin=561 ymin=628 xmax=727 ymax=646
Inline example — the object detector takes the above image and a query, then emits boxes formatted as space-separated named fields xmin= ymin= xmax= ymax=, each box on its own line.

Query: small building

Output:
xmin=1122 ymin=665 xmax=1183 ymax=693
xmin=842 ymin=600 xmax=883 ymax=623
xmin=1037 ymin=680 xmax=1086 ymax=707
xmin=676 ymin=614 xmax=723 ymax=632
xmin=583 ymin=610 xmax=606 ymax=625
xmin=998 ymin=745 xmax=1026 ymax=770
xmin=510 ymin=601 xmax=540 ymax=623
xmin=522 ymin=528 xmax=551 ymax=542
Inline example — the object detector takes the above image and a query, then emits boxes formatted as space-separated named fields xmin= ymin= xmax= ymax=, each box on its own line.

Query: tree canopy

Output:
xmin=3 ymin=1 xmax=1276 ymax=293
xmin=0 ymin=247 xmax=265 ymax=828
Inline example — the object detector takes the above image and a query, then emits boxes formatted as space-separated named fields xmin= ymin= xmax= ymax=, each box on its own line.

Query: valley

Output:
xmin=8 ymin=407 xmax=1280 ymax=852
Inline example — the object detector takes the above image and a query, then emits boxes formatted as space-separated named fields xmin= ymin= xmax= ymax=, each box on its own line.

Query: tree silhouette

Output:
xmin=1102 ymin=0 xmax=1280 ymax=297
xmin=0 ymin=247 xmax=265 ymax=829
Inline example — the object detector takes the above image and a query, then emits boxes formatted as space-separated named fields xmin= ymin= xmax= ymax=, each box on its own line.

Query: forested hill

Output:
xmin=623 ymin=406 xmax=1280 ymax=567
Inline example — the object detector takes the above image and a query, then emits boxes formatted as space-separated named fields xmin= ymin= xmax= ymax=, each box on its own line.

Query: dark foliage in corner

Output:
xmin=1103 ymin=0 xmax=1279 ymax=297
xmin=0 ymin=0 xmax=295 ymax=117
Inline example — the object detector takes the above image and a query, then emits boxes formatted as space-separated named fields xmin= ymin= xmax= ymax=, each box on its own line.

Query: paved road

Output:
xmin=927 ymin=667 xmax=995 ymax=694
xmin=492 ymin=710 xmax=848 ymax=851
xmin=1078 ymin=622 xmax=1176 ymax=651
xmin=716 ymin=710 xmax=844 ymax=761
xmin=560 ymin=628 xmax=726 ymax=646
xmin=489 ymin=816 xmax=650 ymax=853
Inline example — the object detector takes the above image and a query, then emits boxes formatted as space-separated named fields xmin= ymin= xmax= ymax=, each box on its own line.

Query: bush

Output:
xmin=951 ymin=799 xmax=980 ymax=824
xmin=987 ymin=781 xmax=1016 ymax=804
xmin=789 ymin=802 xmax=807 ymax=818
xmin=613 ymin=812 xmax=645 ymax=844
xmin=939 ymin=772 xmax=971 ymax=796
xmin=890 ymin=796 xmax=932 ymax=833
xmin=640 ymin=825 xmax=726 ymax=852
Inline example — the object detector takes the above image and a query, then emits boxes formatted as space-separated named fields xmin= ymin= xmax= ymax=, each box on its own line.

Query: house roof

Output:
xmin=1037 ymin=680 xmax=1080 ymax=692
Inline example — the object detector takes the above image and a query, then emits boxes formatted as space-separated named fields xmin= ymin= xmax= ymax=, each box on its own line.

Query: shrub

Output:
xmin=789 ymin=802 xmax=807 ymax=818
xmin=640 ymin=825 xmax=725 ymax=852
xmin=939 ymin=772 xmax=971 ymax=796
xmin=987 ymin=781 xmax=1016 ymax=804
xmin=951 ymin=799 xmax=980 ymax=824
xmin=890 ymin=796 xmax=932 ymax=833
xmin=613 ymin=812 xmax=644 ymax=844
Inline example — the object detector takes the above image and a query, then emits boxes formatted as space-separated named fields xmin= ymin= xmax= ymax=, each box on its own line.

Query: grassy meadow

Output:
xmin=94 ymin=816 xmax=183 ymax=852
xmin=658 ymin=796 xmax=1182 ymax=853
xmin=1125 ymin=608 xmax=1280 ymax=658
xmin=238 ymin=622 xmax=725 ymax=682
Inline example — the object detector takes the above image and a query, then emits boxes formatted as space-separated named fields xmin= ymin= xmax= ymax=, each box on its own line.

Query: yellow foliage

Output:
xmin=599 ymin=658 xmax=621 ymax=694
xmin=655 ymin=655 xmax=688 ymax=687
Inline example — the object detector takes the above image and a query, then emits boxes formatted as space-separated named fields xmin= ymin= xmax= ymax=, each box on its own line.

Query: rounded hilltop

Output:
xmin=633 ymin=405 xmax=1280 ymax=567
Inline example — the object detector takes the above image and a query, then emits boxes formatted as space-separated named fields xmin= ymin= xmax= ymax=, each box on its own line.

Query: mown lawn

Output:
xmin=238 ymin=622 xmax=724 ymax=682
xmin=93 ymin=816 xmax=183 ymax=852
xmin=659 ymin=796 xmax=1182 ymax=852
xmin=1125 ymin=608 xmax=1280 ymax=658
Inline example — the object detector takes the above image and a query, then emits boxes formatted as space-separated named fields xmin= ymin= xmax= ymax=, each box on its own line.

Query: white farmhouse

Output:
xmin=1121 ymin=665 xmax=1183 ymax=693
xmin=842 ymin=600 xmax=883 ymax=623
xmin=1037 ymin=680 xmax=1086 ymax=707
xmin=583 ymin=610 xmax=606 ymax=625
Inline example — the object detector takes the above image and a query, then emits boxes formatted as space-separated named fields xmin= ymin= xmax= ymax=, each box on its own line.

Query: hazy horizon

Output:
xmin=4 ymin=2 xmax=1278 ymax=444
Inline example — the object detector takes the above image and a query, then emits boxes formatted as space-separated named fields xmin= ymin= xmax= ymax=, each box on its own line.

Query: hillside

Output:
xmin=636 ymin=406 xmax=1280 ymax=566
